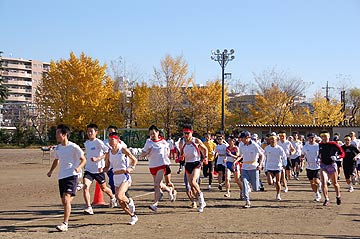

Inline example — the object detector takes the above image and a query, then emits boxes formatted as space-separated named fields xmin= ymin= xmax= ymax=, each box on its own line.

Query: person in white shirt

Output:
xmin=141 ymin=125 xmax=176 ymax=212
xmin=264 ymin=135 xmax=287 ymax=201
xmin=47 ymin=124 xmax=86 ymax=232
xmin=301 ymin=133 xmax=321 ymax=202
xmin=104 ymin=132 xmax=138 ymax=225
xmin=82 ymin=123 xmax=117 ymax=215
xmin=290 ymin=132 xmax=303 ymax=180
xmin=278 ymin=131 xmax=295 ymax=192
xmin=349 ymin=131 xmax=360 ymax=183
xmin=214 ymin=132 xmax=227 ymax=191
xmin=239 ymin=131 xmax=264 ymax=208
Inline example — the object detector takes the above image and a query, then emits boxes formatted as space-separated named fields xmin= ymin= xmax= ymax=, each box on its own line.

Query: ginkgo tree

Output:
xmin=36 ymin=52 xmax=124 ymax=131
xmin=311 ymin=92 xmax=344 ymax=125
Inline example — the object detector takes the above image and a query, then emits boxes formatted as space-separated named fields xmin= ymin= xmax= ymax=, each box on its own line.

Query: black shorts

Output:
xmin=343 ymin=164 xmax=356 ymax=179
xmin=215 ymin=164 xmax=226 ymax=174
xmin=165 ymin=165 xmax=172 ymax=176
xmin=285 ymin=158 xmax=292 ymax=170
xmin=267 ymin=170 xmax=281 ymax=176
xmin=335 ymin=161 xmax=342 ymax=168
xmin=185 ymin=161 xmax=201 ymax=174
xmin=306 ymin=169 xmax=320 ymax=180
xmin=84 ymin=171 xmax=106 ymax=184
xmin=58 ymin=175 xmax=78 ymax=197
xmin=291 ymin=157 xmax=301 ymax=166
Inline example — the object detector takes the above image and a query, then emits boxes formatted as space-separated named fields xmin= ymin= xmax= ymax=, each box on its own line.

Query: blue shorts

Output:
xmin=226 ymin=161 xmax=238 ymax=173
xmin=320 ymin=162 xmax=337 ymax=175
xmin=58 ymin=175 xmax=78 ymax=197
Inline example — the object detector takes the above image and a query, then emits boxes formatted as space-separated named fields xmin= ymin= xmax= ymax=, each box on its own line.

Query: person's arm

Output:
xmin=103 ymin=152 xmax=110 ymax=172
xmin=47 ymin=159 xmax=59 ymax=177
xmin=75 ymin=155 xmax=86 ymax=173
xmin=122 ymin=147 xmax=138 ymax=174
xmin=196 ymin=138 xmax=208 ymax=159
xmin=289 ymin=143 xmax=295 ymax=155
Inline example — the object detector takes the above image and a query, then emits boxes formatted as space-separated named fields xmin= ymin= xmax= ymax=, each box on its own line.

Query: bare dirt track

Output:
xmin=0 ymin=148 xmax=359 ymax=239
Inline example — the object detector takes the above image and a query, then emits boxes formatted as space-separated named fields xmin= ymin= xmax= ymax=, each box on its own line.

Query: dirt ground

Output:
xmin=0 ymin=148 xmax=359 ymax=239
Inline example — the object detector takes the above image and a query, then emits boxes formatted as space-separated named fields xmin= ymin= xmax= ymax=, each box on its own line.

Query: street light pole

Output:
xmin=211 ymin=49 xmax=235 ymax=132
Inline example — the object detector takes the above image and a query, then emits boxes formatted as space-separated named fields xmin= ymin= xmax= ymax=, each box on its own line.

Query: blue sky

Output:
xmin=1 ymin=0 xmax=359 ymax=99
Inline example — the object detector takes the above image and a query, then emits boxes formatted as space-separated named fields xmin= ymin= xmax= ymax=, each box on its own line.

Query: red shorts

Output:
xmin=149 ymin=165 xmax=167 ymax=176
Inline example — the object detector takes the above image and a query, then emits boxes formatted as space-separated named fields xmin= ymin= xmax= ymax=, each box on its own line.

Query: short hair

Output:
xmin=57 ymin=124 xmax=71 ymax=136
xmin=148 ymin=125 xmax=159 ymax=132
xmin=204 ymin=132 xmax=212 ymax=137
xmin=107 ymin=125 xmax=118 ymax=132
xmin=292 ymin=131 xmax=298 ymax=135
xmin=87 ymin=123 xmax=98 ymax=131
xmin=278 ymin=130 xmax=286 ymax=135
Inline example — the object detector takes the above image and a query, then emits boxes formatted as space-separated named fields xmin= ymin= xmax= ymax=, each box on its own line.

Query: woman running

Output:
xmin=224 ymin=136 xmax=242 ymax=198
xmin=104 ymin=132 xmax=138 ymax=225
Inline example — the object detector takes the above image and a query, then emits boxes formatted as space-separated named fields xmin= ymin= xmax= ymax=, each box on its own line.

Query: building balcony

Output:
xmin=3 ymin=71 xmax=32 ymax=78
xmin=6 ymin=95 xmax=32 ymax=103
xmin=3 ymin=79 xmax=32 ymax=86
xmin=2 ymin=63 xmax=31 ymax=70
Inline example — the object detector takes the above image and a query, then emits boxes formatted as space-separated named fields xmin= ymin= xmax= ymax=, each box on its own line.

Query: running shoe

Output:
xmin=109 ymin=197 xmax=118 ymax=208
xmin=283 ymin=187 xmax=288 ymax=193
xmin=323 ymin=199 xmax=329 ymax=206
xmin=128 ymin=198 xmax=135 ymax=214
xmin=177 ymin=168 xmax=182 ymax=174
xmin=149 ymin=204 xmax=158 ymax=212
xmin=172 ymin=190 xmax=177 ymax=202
xmin=314 ymin=192 xmax=321 ymax=202
xmin=276 ymin=194 xmax=281 ymax=201
xmin=76 ymin=183 xmax=84 ymax=191
xmin=84 ymin=207 xmax=94 ymax=215
xmin=243 ymin=201 xmax=251 ymax=208
xmin=351 ymin=177 xmax=356 ymax=185
xmin=128 ymin=215 xmax=138 ymax=225
xmin=198 ymin=201 xmax=206 ymax=213
xmin=190 ymin=201 xmax=197 ymax=208
xmin=56 ymin=222 xmax=68 ymax=232
xmin=348 ymin=186 xmax=354 ymax=192
xmin=224 ymin=192 xmax=230 ymax=198
xmin=207 ymin=185 xmax=212 ymax=190
xmin=336 ymin=197 xmax=342 ymax=205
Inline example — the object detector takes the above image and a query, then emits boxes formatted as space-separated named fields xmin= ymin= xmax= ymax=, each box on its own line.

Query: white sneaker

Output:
xmin=149 ymin=204 xmax=158 ymax=212
xmin=283 ymin=187 xmax=288 ymax=193
xmin=168 ymin=188 xmax=174 ymax=201
xmin=84 ymin=207 xmax=94 ymax=215
xmin=243 ymin=201 xmax=251 ymax=208
xmin=56 ymin=222 xmax=68 ymax=232
xmin=198 ymin=201 xmax=206 ymax=212
xmin=314 ymin=192 xmax=321 ymax=202
xmin=172 ymin=190 xmax=177 ymax=202
xmin=128 ymin=198 xmax=135 ymax=214
xmin=348 ymin=186 xmax=354 ymax=192
xmin=276 ymin=194 xmax=281 ymax=201
xmin=109 ymin=197 xmax=118 ymax=208
xmin=128 ymin=215 xmax=138 ymax=225
xmin=207 ymin=185 xmax=211 ymax=190
xmin=76 ymin=183 xmax=84 ymax=191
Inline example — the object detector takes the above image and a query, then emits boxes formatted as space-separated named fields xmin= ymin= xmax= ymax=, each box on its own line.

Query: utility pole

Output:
xmin=322 ymin=81 xmax=334 ymax=101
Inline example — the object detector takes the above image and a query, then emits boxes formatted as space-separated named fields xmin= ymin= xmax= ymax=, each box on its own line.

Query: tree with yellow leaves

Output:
xmin=36 ymin=52 xmax=124 ymax=131
xmin=185 ymin=80 xmax=223 ymax=134
xmin=152 ymin=55 xmax=193 ymax=136
xmin=311 ymin=92 xmax=344 ymax=125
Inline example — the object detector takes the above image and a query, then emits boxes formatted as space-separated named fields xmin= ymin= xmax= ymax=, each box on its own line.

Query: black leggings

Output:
xmin=203 ymin=161 xmax=214 ymax=185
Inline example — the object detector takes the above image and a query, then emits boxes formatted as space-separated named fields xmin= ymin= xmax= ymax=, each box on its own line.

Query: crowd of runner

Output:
xmin=47 ymin=123 xmax=360 ymax=232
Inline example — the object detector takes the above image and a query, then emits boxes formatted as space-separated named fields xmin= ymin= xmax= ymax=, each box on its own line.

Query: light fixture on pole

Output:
xmin=211 ymin=49 xmax=235 ymax=132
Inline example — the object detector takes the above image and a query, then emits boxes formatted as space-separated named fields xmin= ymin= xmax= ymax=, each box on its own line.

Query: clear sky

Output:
xmin=1 ymin=0 xmax=359 ymax=99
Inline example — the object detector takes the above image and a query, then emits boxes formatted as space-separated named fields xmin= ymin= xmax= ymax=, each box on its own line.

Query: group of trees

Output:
xmin=1 ymin=52 xmax=358 ymax=145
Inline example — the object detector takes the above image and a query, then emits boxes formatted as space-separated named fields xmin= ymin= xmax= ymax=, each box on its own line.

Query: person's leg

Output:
xmin=275 ymin=172 xmax=281 ymax=195
xmin=242 ymin=170 xmax=250 ymax=202
xmin=320 ymin=169 xmax=329 ymax=200
xmin=233 ymin=170 xmax=242 ymax=192
xmin=208 ymin=161 xmax=214 ymax=186
xmin=329 ymin=172 xmax=341 ymax=198
xmin=224 ymin=168 xmax=231 ymax=196
xmin=117 ymin=182 xmax=132 ymax=216
xmin=83 ymin=177 xmax=93 ymax=208
xmin=267 ymin=172 xmax=274 ymax=185
xmin=152 ymin=170 xmax=164 ymax=205
xmin=61 ymin=193 xmax=74 ymax=224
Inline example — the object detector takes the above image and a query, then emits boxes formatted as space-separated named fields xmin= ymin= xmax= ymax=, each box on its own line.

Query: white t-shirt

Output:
xmin=216 ymin=144 xmax=227 ymax=166
xmin=264 ymin=144 xmax=287 ymax=171
xmin=84 ymin=138 xmax=109 ymax=173
xmin=54 ymin=141 xmax=84 ymax=179
xmin=302 ymin=142 xmax=320 ymax=170
xmin=278 ymin=140 xmax=292 ymax=158
xmin=142 ymin=138 xmax=170 ymax=168
xmin=239 ymin=140 xmax=265 ymax=170
xmin=182 ymin=138 xmax=201 ymax=163
xmin=290 ymin=140 xmax=303 ymax=159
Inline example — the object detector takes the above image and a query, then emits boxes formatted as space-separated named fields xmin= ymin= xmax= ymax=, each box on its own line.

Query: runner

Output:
xmin=301 ymin=133 xmax=321 ymax=202
xmin=264 ymin=135 xmax=287 ymax=201
xmin=239 ymin=131 xmax=265 ymax=208
xmin=278 ymin=131 xmax=295 ymax=192
xmin=82 ymin=124 xmax=117 ymax=215
xmin=104 ymin=132 xmax=138 ymax=225
xmin=341 ymin=135 xmax=360 ymax=192
xmin=141 ymin=125 xmax=176 ymax=212
xmin=290 ymin=131 xmax=303 ymax=180
xmin=179 ymin=124 xmax=208 ymax=212
xmin=214 ymin=132 xmax=227 ymax=191
xmin=223 ymin=135 xmax=242 ymax=198
xmin=203 ymin=133 xmax=217 ymax=190
xmin=318 ymin=130 xmax=345 ymax=206
xmin=47 ymin=124 xmax=86 ymax=232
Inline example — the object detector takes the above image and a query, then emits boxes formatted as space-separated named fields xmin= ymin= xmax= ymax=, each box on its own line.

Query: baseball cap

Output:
xmin=307 ymin=132 xmax=315 ymax=138
xmin=239 ymin=131 xmax=251 ymax=138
